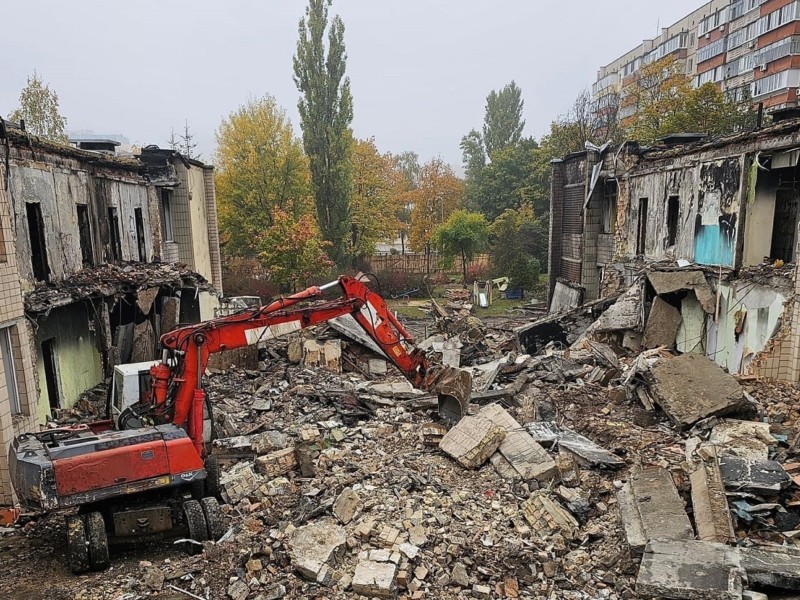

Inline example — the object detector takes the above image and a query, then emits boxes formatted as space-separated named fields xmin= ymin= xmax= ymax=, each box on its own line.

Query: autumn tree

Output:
xmin=390 ymin=151 xmax=421 ymax=254
xmin=215 ymin=96 xmax=313 ymax=256
xmin=433 ymin=210 xmax=488 ymax=283
xmin=293 ymin=0 xmax=354 ymax=267
xmin=409 ymin=158 xmax=465 ymax=252
xmin=350 ymin=138 xmax=403 ymax=258
xmin=490 ymin=207 xmax=541 ymax=291
xmin=9 ymin=71 xmax=67 ymax=142
xmin=483 ymin=81 xmax=525 ymax=157
xmin=258 ymin=208 xmax=333 ymax=293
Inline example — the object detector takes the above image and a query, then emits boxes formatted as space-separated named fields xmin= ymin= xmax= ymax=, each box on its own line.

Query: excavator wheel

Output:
xmin=200 ymin=496 xmax=225 ymax=541
xmin=66 ymin=515 xmax=90 ymax=574
xmin=204 ymin=456 xmax=222 ymax=500
xmin=85 ymin=511 xmax=110 ymax=571
xmin=182 ymin=499 xmax=208 ymax=555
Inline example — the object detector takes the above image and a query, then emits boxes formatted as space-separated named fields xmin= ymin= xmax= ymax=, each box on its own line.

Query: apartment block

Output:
xmin=0 ymin=126 xmax=222 ymax=505
xmin=594 ymin=0 xmax=800 ymax=123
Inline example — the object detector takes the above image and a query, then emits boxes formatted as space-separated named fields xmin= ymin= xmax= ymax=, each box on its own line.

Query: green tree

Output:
xmin=490 ymin=207 xmax=541 ymax=290
xmin=258 ymin=208 xmax=333 ymax=293
xmin=215 ymin=96 xmax=313 ymax=257
xmin=9 ymin=71 xmax=67 ymax=142
xmin=390 ymin=151 xmax=421 ymax=254
xmin=483 ymin=80 xmax=525 ymax=157
xmin=460 ymin=128 xmax=486 ymax=209
xmin=432 ymin=210 xmax=488 ymax=283
xmin=293 ymin=0 xmax=354 ymax=267
xmin=472 ymin=137 xmax=542 ymax=220
xmin=409 ymin=158 xmax=465 ymax=252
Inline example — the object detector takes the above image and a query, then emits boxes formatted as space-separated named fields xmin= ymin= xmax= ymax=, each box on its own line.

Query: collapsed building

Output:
xmin=548 ymin=111 xmax=800 ymax=381
xmin=0 ymin=126 xmax=222 ymax=505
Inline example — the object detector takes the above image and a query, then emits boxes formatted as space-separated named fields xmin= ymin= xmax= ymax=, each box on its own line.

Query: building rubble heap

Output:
xmin=2 ymin=294 xmax=800 ymax=600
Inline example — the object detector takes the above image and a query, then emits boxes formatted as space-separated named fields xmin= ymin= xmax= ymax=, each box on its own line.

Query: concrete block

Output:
xmin=643 ymin=296 xmax=682 ymax=349
xmin=219 ymin=462 xmax=263 ymax=504
xmin=439 ymin=414 xmax=506 ymax=469
xmin=480 ymin=404 xmax=557 ymax=481
xmin=617 ymin=467 xmax=694 ymax=554
xmin=333 ymin=487 xmax=361 ymax=525
xmin=636 ymin=539 xmax=744 ymax=600
xmin=649 ymin=354 xmax=752 ymax=428
xmin=352 ymin=559 xmax=397 ymax=598
xmin=739 ymin=545 xmax=800 ymax=590
xmin=287 ymin=520 xmax=346 ymax=582
xmin=690 ymin=448 xmax=735 ymax=544
xmin=251 ymin=430 xmax=289 ymax=454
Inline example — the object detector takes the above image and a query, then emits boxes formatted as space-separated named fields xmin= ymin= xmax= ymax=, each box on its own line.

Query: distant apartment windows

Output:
xmin=134 ymin=207 xmax=146 ymax=262
xmin=730 ymin=0 xmax=745 ymax=21
xmin=0 ymin=327 xmax=21 ymax=415
xmin=667 ymin=196 xmax=680 ymax=248
xmin=699 ymin=8 xmax=729 ymax=36
xmin=753 ymin=36 xmax=800 ymax=68
xmin=728 ymin=29 xmax=745 ymax=50
xmin=751 ymin=69 xmax=800 ymax=97
xmin=755 ymin=1 xmax=800 ymax=39
xmin=108 ymin=207 xmax=122 ymax=261
xmin=697 ymin=37 xmax=727 ymax=63
xmin=160 ymin=189 xmax=174 ymax=242
xmin=637 ymin=198 xmax=649 ymax=255
xmin=697 ymin=66 xmax=725 ymax=86
xmin=76 ymin=204 xmax=93 ymax=268
xmin=25 ymin=202 xmax=50 ymax=282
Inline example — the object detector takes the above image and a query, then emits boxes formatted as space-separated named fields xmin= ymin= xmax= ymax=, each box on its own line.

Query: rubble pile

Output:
xmin=3 ymin=283 xmax=800 ymax=600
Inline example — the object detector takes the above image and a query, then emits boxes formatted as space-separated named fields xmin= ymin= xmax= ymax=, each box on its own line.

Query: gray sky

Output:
xmin=2 ymin=0 xmax=701 ymax=167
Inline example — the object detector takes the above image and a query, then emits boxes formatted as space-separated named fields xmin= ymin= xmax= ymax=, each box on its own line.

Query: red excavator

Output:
xmin=10 ymin=275 xmax=470 ymax=573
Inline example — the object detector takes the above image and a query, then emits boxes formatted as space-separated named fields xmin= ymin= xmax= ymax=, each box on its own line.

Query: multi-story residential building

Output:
xmin=593 ymin=0 xmax=800 ymax=125
xmin=0 ymin=125 xmax=222 ymax=506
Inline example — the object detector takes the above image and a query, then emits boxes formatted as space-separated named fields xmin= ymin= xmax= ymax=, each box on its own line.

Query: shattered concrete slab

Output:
xmin=467 ymin=357 xmax=507 ymax=393
xmin=521 ymin=491 xmax=579 ymax=539
xmin=690 ymin=448 xmax=735 ymax=544
xmin=549 ymin=279 xmax=585 ymax=314
xmin=643 ymin=297 xmax=682 ymax=349
xmin=287 ymin=520 xmax=346 ymax=583
xmin=718 ymin=455 xmax=791 ymax=494
xmin=479 ymin=404 xmax=557 ymax=481
xmin=329 ymin=314 xmax=386 ymax=358
xmin=581 ymin=282 xmax=643 ymax=336
xmin=636 ymin=539 xmax=744 ymax=600
xmin=709 ymin=420 xmax=774 ymax=460
xmin=739 ymin=544 xmax=800 ymax=590
xmin=439 ymin=414 xmax=506 ymax=469
xmin=352 ymin=559 xmax=397 ymax=598
xmin=647 ymin=269 xmax=716 ymax=314
xmin=617 ymin=467 xmax=694 ymax=553
xmin=649 ymin=354 xmax=753 ymax=428
xmin=526 ymin=421 xmax=624 ymax=469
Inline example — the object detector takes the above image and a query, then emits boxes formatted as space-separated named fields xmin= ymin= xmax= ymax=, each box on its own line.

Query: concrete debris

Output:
xmin=439 ymin=414 xmax=506 ymax=469
xmin=709 ymin=419 xmax=774 ymax=460
xmin=719 ymin=455 xmax=792 ymax=494
xmin=332 ymin=487 xmax=360 ymax=524
xmin=479 ymin=403 xmax=557 ymax=481
xmin=302 ymin=338 xmax=342 ymax=373
xmin=617 ymin=467 xmax=694 ymax=554
xmin=352 ymin=559 xmax=397 ymax=598
xmin=521 ymin=491 xmax=579 ymax=539
xmin=643 ymin=297 xmax=682 ymax=349
xmin=690 ymin=447 xmax=736 ymax=544
xmin=527 ymin=421 xmax=625 ymax=468
xmin=287 ymin=520 xmax=346 ymax=583
xmin=649 ymin=353 xmax=753 ymax=428
xmin=255 ymin=447 xmax=298 ymax=478
xmin=646 ymin=269 xmax=716 ymax=314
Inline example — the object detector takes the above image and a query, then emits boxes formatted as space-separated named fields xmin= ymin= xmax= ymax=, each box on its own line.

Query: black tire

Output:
xmin=200 ymin=496 xmax=225 ymax=541
xmin=183 ymin=499 xmax=208 ymax=554
xmin=85 ymin=511 xmax=110 ymax=571
xmin=204 ymin=455 xmax=222 ymax=500
xmin=66 ymin=515 xmax=90 ymax=574
xmin=189 ymin=478 xmax=205 ymax=501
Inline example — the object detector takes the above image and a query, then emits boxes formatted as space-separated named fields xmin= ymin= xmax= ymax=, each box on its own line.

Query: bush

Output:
xmin=222 ymin=258 xmax=279 ymax=301
xmin=372 ymin=270 xmax=428 ymax=297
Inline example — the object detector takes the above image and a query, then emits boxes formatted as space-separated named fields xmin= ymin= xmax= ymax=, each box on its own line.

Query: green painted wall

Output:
xmin=35 ymin=303 xmax=103 ymax=421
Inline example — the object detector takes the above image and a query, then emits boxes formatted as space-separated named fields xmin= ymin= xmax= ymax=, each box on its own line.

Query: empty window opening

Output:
xmin=108 ymin=207 xmax=122 ymax=261
xmin=637 ymin=198 xmax=649 ymax=255
xmin=26 ymin=202 xmax=50 ymax=282
xmin=41 ymin=338 xmax=59 ymax=411
xmin=161 ymin=189 xmax=174 ymax=242
xmin=0 ymin=327 xmax=21 ymax=415
xmin=770 ymin=189 xmax=799 ymax=263
xmin=77 ymin=204 xmax=94 ymax=267
xmin=667 ymin=196 xmax=680 ymax=247
xmin=134 ymin=207 xmax=147 ymax=262
xmin=602 ymin=180 xmax=618 ymax=234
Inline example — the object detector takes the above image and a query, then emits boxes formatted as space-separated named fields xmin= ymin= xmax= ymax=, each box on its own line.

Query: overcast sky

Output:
xmin=2 ymin=0 xmax=701 ymax=167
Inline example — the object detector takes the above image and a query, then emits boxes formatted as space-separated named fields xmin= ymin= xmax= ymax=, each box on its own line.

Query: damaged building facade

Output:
xmin=0 ymin=127 xmax=222 ymax=505
xmin=549 ymin=112 xmax=800 ymax=382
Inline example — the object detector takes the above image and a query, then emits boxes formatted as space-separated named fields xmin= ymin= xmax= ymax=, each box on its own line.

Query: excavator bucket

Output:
xmin=424 ymin=365 xmax=472 ymax=425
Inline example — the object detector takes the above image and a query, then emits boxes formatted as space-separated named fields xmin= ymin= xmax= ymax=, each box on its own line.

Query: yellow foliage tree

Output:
xmin=215 ymin=96 xmax=313 ymax=256
xmin=409 ymin=158 xmax=465 ymax=252
xmin=350 ymin=138 xmax=404 ymax=258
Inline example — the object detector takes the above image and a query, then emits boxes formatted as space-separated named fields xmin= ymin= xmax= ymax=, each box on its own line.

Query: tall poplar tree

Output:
xmin=293 ymin=0 xmax=354 ymax=267
xmin=483 ymin=81 xmax=525 ymax=157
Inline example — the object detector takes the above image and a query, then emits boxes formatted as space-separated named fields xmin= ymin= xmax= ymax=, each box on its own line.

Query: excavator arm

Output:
xmin=139 ymin=276 xmax=470 ymax=456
